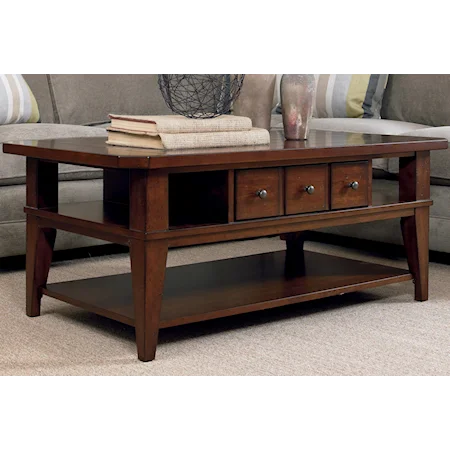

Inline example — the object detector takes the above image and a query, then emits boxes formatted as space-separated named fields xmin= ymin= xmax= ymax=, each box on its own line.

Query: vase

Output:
xmin=233 ymin=74 xmax=276 ymax=131
xmin=281 ymin=74 xmax=316 ymax=140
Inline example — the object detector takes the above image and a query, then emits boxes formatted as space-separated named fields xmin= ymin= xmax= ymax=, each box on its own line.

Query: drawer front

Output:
xmin=331 ymin=161 xmax=370 ymax=210
xmin=285 ymin=165 xmax=329 ymax=215
xmin=235 ymin=168 xmax=283 ymax=220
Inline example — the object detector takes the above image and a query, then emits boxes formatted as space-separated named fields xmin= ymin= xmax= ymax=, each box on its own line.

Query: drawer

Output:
xmin=285 ymin=165 xmax=329 ymax=215
xmin=235 ymin=168 xmax=283 ymax=220
xmin=331 ymin=161 xmax=371 ymax=210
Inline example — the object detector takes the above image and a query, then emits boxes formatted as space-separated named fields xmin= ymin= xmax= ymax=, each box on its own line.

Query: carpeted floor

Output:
xmin=1 ymin=237 xmax=449 ymax=376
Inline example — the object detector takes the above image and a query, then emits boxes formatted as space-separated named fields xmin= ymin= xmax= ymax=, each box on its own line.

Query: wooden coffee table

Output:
xmin=4 ymin=130 xmax=447 ymax=361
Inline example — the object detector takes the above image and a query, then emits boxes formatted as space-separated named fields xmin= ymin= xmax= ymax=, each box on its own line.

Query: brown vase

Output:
xmin=233 ymin=74 xmax=276 ymax=130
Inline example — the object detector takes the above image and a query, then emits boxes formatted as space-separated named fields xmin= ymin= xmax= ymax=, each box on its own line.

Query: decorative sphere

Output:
xmin=158 ymin=74 xmax=245 ymax=119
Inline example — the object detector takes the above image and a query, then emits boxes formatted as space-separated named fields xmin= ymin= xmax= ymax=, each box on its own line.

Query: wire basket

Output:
xmin=158 ymin=74 xmax=245 ymax=119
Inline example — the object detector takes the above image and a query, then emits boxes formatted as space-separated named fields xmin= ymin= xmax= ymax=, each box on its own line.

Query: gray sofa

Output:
xmin=0 ymin=75 xmax=171 ymax=258
xmin=272 ymin=75 xmax=450 ymax=254
xmin=1 ymin=74 xmax=449 ymax=258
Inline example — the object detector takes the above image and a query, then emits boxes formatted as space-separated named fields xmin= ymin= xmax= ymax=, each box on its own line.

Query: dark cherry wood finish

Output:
xmin=4 ymin=130 xmax=446 ymax=361
xmin=331 ymin=161 xmax=371 ymax=209
xmin=26 ymin=216 xmax=56 ymax=317
xmin=235 ymin=168 xmax=283 ymax=220
xmin=128 ymin=169 xmax=168 ymax=361
xmin=399 ymin=152 xmax=431 ymax=301
xmin=131 ymin=240 xmax=168 ymax=362
xmin=5 ymin=131 xmax=446 ymax=170
xmin=25 ymin=159 xmax=58 ymax=317
xmin=43 ymin=251 xmax=412 ymax=328
xmin=285 ymin=165 xmax=329 ymax=215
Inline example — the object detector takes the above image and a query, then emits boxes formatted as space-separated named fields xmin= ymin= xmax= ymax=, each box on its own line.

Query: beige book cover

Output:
xmin=106 ymin=128 xmax=270 ymax=150
xmin=108 ymin=114 xmax=252 ymax=134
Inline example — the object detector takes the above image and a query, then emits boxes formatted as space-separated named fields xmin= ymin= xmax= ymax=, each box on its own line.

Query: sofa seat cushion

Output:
xmin=271 ymin=116 xmax=428 ymax=135
xmin=271 ymin=116 xmax=429 ymax=134
xmin=387 ymin=127 xmax=450 ymax=184
xmin=0 ymin=179 xmax=105 ymax=257
xmin=0 ymin=178 xmax=103 ymax=223
xmin=0 ymin=123 xmax=107 ymax=186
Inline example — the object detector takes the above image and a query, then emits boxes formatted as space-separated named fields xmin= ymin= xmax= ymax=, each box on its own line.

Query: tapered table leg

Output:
xmin=129 ymin=168 xmax=169 ymax=361
xmin=26 ymin=216 xmax=57 ymax=316
xmin=25 ymin=158 xmax=58 ymax=316
xmin=401 ymin=208 xmax=429 ymax=301
xmin=399 ymin=152 xmax=431 ymax=301
xmin=130 ymin=240 xmax=168 ymax=362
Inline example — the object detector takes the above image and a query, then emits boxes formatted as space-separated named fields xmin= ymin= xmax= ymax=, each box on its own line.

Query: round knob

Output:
xmin=349 ymin=181 xmax=359 ymax=190
xmin=256 ymin=189 xmax=268 ymax=199
xmin=305 ymin=185 xmax=315 ymax=195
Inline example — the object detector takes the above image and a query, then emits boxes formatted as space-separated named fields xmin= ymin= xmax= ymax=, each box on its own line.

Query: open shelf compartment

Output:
xmin=169 ymin=170 xmax=230 ymax=228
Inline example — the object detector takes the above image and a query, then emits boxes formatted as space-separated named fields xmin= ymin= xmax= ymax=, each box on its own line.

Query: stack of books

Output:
xmin=106 ymin=114 xmax=270 ymax=150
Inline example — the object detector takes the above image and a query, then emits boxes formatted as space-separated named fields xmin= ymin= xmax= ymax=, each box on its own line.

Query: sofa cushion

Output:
xmin=381 ymin=75 xmax=450 ymax=127
xmin=0 ymin=178 xmax=103 ymax=223
xmin=48 ymin=75 xmax=172 ymax=125
xmin=0 ymin=75 xmax=40 ymax=125
xmin=0 ymin=179 xmax=105 ymax=258
xmin=271 ymin=116 xmax=428 ymax=135
xmin=388 ymin=127 xmax=450 ymax=184
xmin=0 ymin=123 xmax=107 ymax=186
xmin=22 ymin=75 xmax=55 ymax=123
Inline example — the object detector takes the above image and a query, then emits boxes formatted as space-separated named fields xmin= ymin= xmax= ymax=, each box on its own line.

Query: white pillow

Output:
xmin=0 ymin=74 xmax=40 ymax=125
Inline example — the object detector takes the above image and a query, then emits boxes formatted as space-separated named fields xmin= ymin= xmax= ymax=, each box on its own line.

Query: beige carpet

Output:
xmin=1 ymin=237 xmax=449 ymax=376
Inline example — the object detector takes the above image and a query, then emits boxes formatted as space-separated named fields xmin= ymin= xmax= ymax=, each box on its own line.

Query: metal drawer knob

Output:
xmin=305 ymin=185 xmax=315 ymax=195
xmin=349 ymin=181 xmax=359 ymax=190
xmin=256 ymin=189 xmax=268 ymax=199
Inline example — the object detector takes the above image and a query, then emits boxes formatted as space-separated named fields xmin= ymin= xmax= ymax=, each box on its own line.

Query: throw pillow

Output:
xmin=276 ymin=74 xmax=389 ymax=119
xmin=0 ymin=74 xmax=40 ymax=125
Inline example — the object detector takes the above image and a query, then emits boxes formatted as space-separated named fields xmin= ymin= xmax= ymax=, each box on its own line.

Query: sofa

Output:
xmin=271 ymin=75 xmax=450 ymax=254
xmin=0 ymin=75 xmax=171 ymax=258
xmin=1 ymin=74 xmax=449 ymax=258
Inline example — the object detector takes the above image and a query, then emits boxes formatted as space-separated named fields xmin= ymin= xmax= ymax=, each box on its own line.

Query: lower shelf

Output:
xmin=43 ymin=251 xmax=412 ymax=328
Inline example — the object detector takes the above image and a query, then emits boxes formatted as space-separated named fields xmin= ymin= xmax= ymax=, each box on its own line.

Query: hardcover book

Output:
xmin=108 ymin=114 xmax=252 ymax=135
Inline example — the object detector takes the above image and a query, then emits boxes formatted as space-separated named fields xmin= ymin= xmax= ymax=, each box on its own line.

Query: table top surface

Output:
xmin=4 ymin=129 xmax=448 ymax=170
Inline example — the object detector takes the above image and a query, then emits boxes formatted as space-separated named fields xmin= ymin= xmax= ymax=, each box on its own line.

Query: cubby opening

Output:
xmin=169 ymin=171 xmax=230 ymax=228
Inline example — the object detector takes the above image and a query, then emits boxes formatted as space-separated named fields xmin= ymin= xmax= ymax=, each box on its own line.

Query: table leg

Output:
xmin=281 ymin=232 xmax=307 ymax=277
xmin=129 ymin=169 xmax=169 ymax=361
xmin=130 ymin=240 xmax=168 ymax=362
xmin=25 ymin=158 xmax=58 ymax=316
xmin=26 ymin=216 xmax=56 ymax=316
xmin=401 ymin=208 xmax=429 ymax=301
xmin=399 ymin=152 xmax=430 ymax=301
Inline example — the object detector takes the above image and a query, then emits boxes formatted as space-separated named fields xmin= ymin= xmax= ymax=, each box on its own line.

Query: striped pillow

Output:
xmin=0 ymin=74 xmax=40 ymax=125
xmin=276 ymin=74 xmax=388 ymax=119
